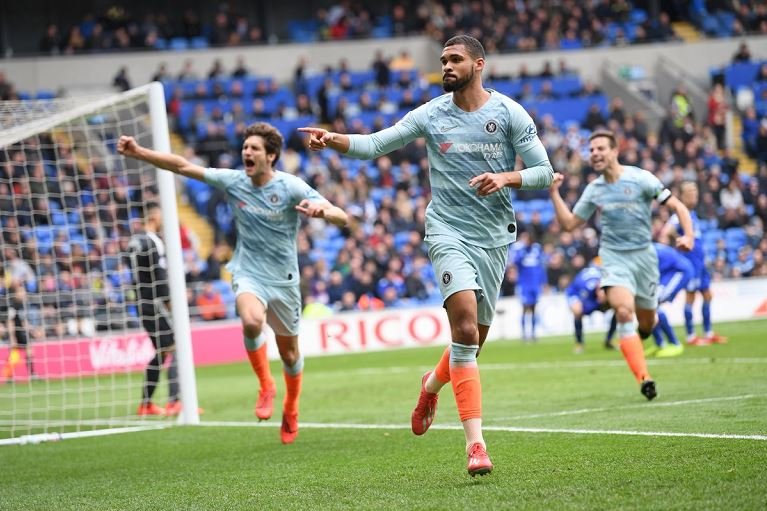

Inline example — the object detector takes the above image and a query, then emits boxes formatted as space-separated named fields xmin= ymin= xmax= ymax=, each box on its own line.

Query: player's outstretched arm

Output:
xmin=117 ymin=135 xmax=207 ymax=181
xmin=295 ymin=199 xmax=349 ymax=227
xmin=664 ymin=195 xmax=695 ymax=251
xmin=549 ymin=172 xmax=586 ymax=232
xmin=297 ymin=127 xmax=351 ymax=153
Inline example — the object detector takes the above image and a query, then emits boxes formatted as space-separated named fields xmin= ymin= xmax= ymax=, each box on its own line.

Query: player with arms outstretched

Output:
xmin=118 ymin=122 xmax=348 ymax=443
xmin=550 ymin=130 xmax=694 ymax=400
xmin=299 ymin=35 xmax=553 ymax=475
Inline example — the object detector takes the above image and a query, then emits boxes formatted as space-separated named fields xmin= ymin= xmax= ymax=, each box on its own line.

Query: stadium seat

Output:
xmin=190 ymin=36 xmax=209 ymax=49
xmin=724 ymin=62 xmax=762 ymax=92
xmin=169 ymin=37 xmax=189 ymax=51
xmin=724 ymin=227 xmax=746 ymax=247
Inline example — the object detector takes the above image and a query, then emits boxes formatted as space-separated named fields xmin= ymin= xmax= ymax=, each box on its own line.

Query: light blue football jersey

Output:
xmin=346 ymin=90 xmax=553 ymax=248
xmin=573 ymin=166 xmax=666 ymax=251
xmin=204 ymin=168 xmax=325 ymax=286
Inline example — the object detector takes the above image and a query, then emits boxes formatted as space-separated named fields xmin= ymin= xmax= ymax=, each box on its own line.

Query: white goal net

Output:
xmin=0 ymin=84 xmax=198 ymax=445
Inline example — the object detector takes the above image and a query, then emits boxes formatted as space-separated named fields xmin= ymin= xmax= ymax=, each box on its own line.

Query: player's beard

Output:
xmin=443 ymin=67 xmax=474 ymax=92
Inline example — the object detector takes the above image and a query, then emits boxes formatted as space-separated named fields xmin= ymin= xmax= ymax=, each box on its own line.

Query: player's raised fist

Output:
xmin=550 ymin=172 xmax=565 ymax=192
xmin=117 ymin=135 xmax=140 ymax=157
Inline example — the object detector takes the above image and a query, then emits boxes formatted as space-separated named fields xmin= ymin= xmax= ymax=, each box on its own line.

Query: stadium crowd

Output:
xmin=28 ymin=1 xmax=767 ymax=58
xmin=1 ymin=9 xmax=766 ymax=344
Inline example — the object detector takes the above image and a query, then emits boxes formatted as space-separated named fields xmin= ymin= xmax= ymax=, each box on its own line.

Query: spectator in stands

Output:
xmin=39 ymin=24 xmax=62 ymax=54
xmin=389 ymin=49 xmax=415 ymax=71
xmin=742 ymin=106 xmax=760 ymax=158
xmin=62 ymin=25 xmax=86 ymax=54
xmin=720 ymin=176 xmax=747 ymax=228
xmin=757 ymin=120 xmax=767 ymax=163
xmin=112 ymin=67 xmax=131 ymax=92
xmin=647 ymin=12 xmax=677 ymax=41
xmin=338 ymin=290 xmax=358 ymax=311
xmin=208 ymin=59 xmax=226 ymax=80
xmin=232 ymin=56 xmax=250 ymax=78
xmin=196 ymin=282 xmax=227 ymax=321
xmin=732 ymin=41 xmax=752 ymax=63
xmin=177 ymin=59 xmax=198 ymax=81
xmin=150 ymin=63 xmax=171 ymax=83
xmin=707 ymin=83 xmax=729 ymax=150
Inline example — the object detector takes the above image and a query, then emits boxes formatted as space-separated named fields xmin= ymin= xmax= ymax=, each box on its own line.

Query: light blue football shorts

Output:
xmin=231 ymin=273 xmax=301 ymax=336
xmin=599 ymin=245 xmax=659 ymax=310
xmin=425 ymin=233 xmax=509 ymax=326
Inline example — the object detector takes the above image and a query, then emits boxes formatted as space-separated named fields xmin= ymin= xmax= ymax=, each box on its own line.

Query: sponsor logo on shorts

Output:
xmin=442 ymin=271 xmax=452 ymax=285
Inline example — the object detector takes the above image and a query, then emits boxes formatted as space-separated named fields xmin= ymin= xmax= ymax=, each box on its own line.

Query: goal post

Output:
xmin=148 ymin=83 xmax=200 ymax=426
xmin=0 ymin=83 xmax=198 ymax=445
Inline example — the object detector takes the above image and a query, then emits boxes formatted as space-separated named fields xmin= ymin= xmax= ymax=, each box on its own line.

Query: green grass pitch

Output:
xmin=2 ymin=318 xmax=766 ymax=510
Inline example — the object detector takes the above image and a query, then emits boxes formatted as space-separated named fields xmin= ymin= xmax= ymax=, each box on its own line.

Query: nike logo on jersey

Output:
xmin=439 ymin=124 xmax=457 ymax=132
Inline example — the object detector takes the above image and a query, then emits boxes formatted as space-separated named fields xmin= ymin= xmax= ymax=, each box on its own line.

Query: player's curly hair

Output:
xmin=242 ymin=122 xmax=283 ymax=164
xmin=444 ymin=35 xmax=485 ymax=61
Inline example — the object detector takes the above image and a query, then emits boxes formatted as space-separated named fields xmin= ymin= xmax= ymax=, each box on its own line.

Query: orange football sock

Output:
xmin=2 ymin=348 xmax=22 ymax=379
xmin=434 ymin=347 xmax=451 ymax=384
xmin=620 ymin=334 xmax=651 ymax=383
xmin=450 ymin=365 xmax=482 ymax=421
xmin=283 ymin=371 xmax=303 ymax=415
xmin=246 ymin=344 xmax=275 ymax=391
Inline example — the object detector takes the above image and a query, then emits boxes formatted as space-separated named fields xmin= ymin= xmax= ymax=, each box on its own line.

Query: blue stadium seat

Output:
xmin=724 ymin=62 xmax=762 ymax=92
xmin=169 ymin=37 xmax=189 ymax=51
xmin=36 ymin=90 xmax=56 ymax=100
xmin=724 ymin=227 xmax=746 ymax=247
xmin=190 ymin=36 xmax=209 ymax=49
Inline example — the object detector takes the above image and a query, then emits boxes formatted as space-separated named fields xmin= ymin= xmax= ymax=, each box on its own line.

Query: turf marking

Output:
xmin=195 ymin=420 xmax=767 ymax=441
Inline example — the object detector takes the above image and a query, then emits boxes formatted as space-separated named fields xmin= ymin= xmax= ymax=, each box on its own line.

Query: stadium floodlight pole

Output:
xmin=148 ymin=81 xmax=200 ymax=425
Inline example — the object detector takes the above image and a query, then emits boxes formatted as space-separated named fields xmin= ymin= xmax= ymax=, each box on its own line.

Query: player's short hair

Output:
xmin=242 ymin=122 xmax=283 ymax=164
xmin=680 ymin=180 xmax=698 ymax=192
xmin=444 ymin=35 xmax=485 ymax=60
xmin=145 ymin=202 xmax=161 ymax=215
xmin=588 ymin=129 xmax=617 ymax=148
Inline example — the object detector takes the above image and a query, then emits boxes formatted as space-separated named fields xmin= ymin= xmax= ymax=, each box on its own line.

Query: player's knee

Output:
xmin=614 ymin=306 xmax=633 ymax=324
xmin=451 ymin=320 xmax=478 ymax=344
xmin=279 ymin=346 xmax=300 ymax=367
xmin=242 ymin=317 xmax=264 ymax=339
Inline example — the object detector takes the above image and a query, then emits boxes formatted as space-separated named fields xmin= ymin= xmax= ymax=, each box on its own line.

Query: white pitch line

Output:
xmin=494 ymin=394 xmax=764 ymax=421
xmin=310 ymin=357 xmax=767 ymax=378
xmin=194 ymin=420 xmax=767 ymax=441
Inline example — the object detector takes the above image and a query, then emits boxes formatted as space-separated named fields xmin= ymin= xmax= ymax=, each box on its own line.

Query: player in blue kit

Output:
xmin=512 ymin=231 xmax=546 ymax=342
xmin=299 ymin=35 xmax=553 ymax=476
xmin=118 ymin=123 xmax=349 ymax=444
xmin=550 ymin=130 xmax=695 ymax=401
xmin=663 ymin=181 xmax=727 ymax=346
xmin=648 ymin=242 xmax=694 ymax=358
xmin=565 ymin=260 xmax=617 ymax=353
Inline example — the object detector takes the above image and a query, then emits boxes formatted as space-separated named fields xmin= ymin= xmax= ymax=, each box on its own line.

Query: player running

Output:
xmin=662 ymin=181 xmax=727 ymax=346
xmin=550 ymin=130 xmax=695 ymax=400
xmin=647 ymin=242 xmax=694 ymax=358
xmin=565 ymin=259 xmax=617 ymax=354
xmin=118 ymin=122 xmax=348 ymax=443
